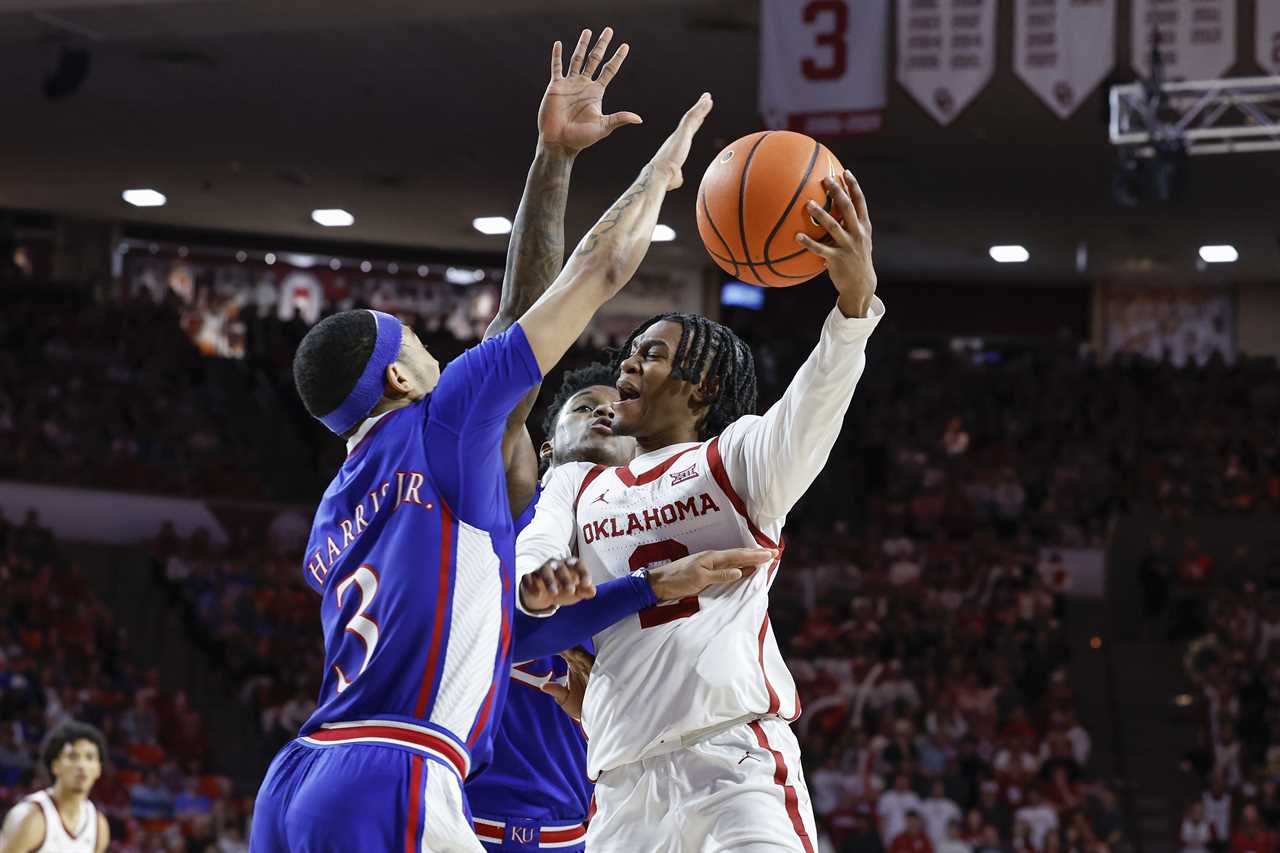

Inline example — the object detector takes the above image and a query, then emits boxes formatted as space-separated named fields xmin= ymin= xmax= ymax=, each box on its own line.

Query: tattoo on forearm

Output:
xmin=576 ymin=165 xmax=653 ymax=257
xmin=490 ymin=151 xmax=573 ymax=336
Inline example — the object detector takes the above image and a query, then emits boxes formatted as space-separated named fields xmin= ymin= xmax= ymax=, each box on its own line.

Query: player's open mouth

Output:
xmin=616 ymin=381 xmax=641 ymax=405
xmin=590 ymin=418 xmax=614 ymax=435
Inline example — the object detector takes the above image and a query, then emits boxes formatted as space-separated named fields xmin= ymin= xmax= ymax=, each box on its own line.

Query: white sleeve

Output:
xmin=513 ymin=464 xmax=585 ymax=617
xmin=514 ymin=462 xmax=583 ymax=587
xmin=717 ymin=297 xmax=884 ymax=523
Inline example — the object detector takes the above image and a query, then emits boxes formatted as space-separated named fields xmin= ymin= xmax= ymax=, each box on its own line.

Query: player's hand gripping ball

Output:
xmin=696 ymin=130 xmax=845 ymax=287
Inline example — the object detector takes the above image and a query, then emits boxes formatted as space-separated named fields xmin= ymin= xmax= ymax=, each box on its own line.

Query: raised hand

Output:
xmin=648 ymin=92 xmax=713 ymax=190
xmin=520 ymin=557 xmax=596 ymax=612
xmin=796 ymin=170 xmax=877 ymax=319
xmin=539 ymin=27 xmax=642 ymax=154
xmin=646 ymin=547 xmax=776 ymax=601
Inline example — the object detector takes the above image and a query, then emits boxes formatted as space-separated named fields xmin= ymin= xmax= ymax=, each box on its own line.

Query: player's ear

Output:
xmin=539 ymin=441 xmax=554 ymax=461
xmin=690 ymin=375 xmax=720 ymax=406
xmin=384 ymin=362 xmax=414 ymax=398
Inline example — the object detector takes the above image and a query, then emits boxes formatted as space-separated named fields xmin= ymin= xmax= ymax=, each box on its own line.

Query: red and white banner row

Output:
xmin=761 ymin=0 xmax=1271 ymax=130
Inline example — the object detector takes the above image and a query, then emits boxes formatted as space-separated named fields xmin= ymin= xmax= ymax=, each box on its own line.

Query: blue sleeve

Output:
xmin=512 ymin=576 xmax=658 ymax=661
xmin=425 ymin=324 xmax=542 ymax=528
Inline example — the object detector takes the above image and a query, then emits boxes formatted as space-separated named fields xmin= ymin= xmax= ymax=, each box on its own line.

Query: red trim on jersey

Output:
xmin=572 ymin=464 xmax=607 ymax=514
xmin=415 ymin=503 xmax=455 ymax=717
xmin=405 ymin=755 xmax=424 ymax=853
xmin=706 ymin=436 xmax=779 ymax=550
xmin=468 ymin=567 xmax=512 ymax=748
xmin=587 ymin=793 xmax=598 ymax=822
xmin=748 ymin=721 xmax=814 ymax=853
xmin=615 ymin=446 xmax=699 ymax=487
xmin=541 ymin=823 xmax=588 ymax=842
xmin=474 ymin=820 xmax=504 ymax=840
xmin=757 ymin=613 xmax=782 ymax=715
xmin=306 ymin=724 xmax=469 ymax=779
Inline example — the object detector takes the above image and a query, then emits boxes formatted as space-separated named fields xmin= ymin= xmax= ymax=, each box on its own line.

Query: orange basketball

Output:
xmin=696 ymin=130 xmax=843 ymax=288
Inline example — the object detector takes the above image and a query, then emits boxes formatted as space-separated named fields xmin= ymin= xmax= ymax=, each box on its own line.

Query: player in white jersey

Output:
xmin=0 ymin=722 xmax=109 ymax=853
xmin=516 ymin=170 xmax=883 ymax=852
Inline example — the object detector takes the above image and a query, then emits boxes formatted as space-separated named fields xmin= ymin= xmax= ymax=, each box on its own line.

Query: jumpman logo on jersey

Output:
xmin=593 ymin=490 xmax=610 ymax=504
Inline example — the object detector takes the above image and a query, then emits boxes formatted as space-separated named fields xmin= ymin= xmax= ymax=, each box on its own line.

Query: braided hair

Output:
xmin=614 ymin=313 xmax=757 ymax=440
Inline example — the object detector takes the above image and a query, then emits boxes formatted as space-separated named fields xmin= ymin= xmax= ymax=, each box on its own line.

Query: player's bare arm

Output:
xmin=0 ymin=802 xmax=44 ymax=853
xmin=795 ymin=170 xmax=877 ymax=318
xmin=488 ymin=28 xmax=641 ymax=515
xmin=95 ymin=812 xmax=108 ymax=853
xmin=515 ymin=91 xmax=713 ymax=375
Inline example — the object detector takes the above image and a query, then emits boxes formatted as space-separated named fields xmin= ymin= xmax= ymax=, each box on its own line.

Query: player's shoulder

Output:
xmin=546 ymin=460 xmax=597 ymax=488
xmin=2 ymin=797 xmax=47 ymax=844
xmin=705 ymin=415 xmax=763 ymax=457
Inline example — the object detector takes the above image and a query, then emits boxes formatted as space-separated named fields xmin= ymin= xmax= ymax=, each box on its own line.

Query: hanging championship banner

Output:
xmin=1014 ymin=0 xmax=1116 ymax=119
xmin=1258 ymin=0 xmax=1280 ymax=74
xmin=759 ymin=0 xmax=889 ymax=137
xmin=896 ymin=0 xmax=997 ymax=125
xmin=1131 ymin=0 xmax=1236 ymax=81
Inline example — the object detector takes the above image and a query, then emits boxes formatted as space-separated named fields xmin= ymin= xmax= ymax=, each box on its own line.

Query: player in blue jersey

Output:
xmin=249 ymin=46 xmax=720 ymax=850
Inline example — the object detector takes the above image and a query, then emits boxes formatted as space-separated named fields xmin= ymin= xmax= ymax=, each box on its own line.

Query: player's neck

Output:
xmin=49 ymin=783 xmax=87 ymax=816
xmin=636 ymin=424 xmax=700 ymax=455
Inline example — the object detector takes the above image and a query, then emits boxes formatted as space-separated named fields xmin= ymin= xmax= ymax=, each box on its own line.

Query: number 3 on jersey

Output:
xmin=332 ymin=564 xmax=380 ymax=692
xmin=631 ymin=539 xmax=700 ymax=629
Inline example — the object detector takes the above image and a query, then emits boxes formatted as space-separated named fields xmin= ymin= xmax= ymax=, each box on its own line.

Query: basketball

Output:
xmin=696 ymin=130 xmax=844 ymax=288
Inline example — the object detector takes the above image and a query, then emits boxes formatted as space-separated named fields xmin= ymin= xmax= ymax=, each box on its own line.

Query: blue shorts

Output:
xmin=250 ymin=739 xmax=483 ymax=852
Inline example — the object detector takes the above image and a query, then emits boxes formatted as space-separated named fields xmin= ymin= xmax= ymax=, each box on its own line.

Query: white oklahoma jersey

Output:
xmin=516 ymin=299 xmax=884 ymax=781
xmin=19 ymin=790 xmax=98 ymax=853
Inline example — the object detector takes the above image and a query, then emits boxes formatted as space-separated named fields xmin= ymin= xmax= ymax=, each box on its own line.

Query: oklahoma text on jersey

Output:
xmin=580 ymin=491 xmax=722 ymax=543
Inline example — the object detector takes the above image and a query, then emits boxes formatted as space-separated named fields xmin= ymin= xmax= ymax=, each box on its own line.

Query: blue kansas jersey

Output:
xmin=298 ymin=325 xmax=541 ymax=778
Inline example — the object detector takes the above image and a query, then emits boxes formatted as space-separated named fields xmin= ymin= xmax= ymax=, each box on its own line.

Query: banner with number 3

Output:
xmin=759 ymin=0 xmax=889 ymax=137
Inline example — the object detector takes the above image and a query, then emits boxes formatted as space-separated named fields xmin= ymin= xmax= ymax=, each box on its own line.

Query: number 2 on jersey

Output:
xmin=631 ymin=539 xmax=700 ymax=629
xmin=332 ymin=564 xmax=380 ymax=692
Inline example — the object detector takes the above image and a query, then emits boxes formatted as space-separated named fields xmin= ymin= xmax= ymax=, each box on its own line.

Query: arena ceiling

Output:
xmin=1 ymin=0 xmax=1278 ymax=284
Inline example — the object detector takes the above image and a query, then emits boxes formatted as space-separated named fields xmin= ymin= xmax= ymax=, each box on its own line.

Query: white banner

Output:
xmin=1258 ymin=0 xmax=1280 ymax=74
xmin=759 ymin=0 xmax=889 ymax=137
xmin=1014 ymin=0 xmax=1116 ymax=118
xmin=1131 ymin=0 xmax=1236 ymax=81
xmin=896 ymin=0 xmax=997 ymax=125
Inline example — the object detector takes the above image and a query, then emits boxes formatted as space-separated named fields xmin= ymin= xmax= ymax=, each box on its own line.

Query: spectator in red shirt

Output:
xmin=890 ymin=812 xmax=935 ymax=853
xmin=1230 ymin=804 xmax=1275 ymax=853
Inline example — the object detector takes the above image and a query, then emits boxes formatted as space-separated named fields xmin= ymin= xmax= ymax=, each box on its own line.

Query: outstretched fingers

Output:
xmin=581 ymin=26 xmax=612 ymax=78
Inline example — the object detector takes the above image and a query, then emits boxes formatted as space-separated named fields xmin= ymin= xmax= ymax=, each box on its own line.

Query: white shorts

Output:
xmin=586 ymin=717 xmax=817 ymax=853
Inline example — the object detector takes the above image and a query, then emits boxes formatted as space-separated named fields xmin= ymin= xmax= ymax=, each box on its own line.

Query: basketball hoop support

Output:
xmin=1109 ymin=75 xmax=1280 ymax=157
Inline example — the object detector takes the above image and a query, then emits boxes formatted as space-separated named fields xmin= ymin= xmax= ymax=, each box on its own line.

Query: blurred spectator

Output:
xmin=880 ymin=776 xmax=925 ymax=845
xmin=1229 ymin=804 xmax=1275 ymax=853
xmin=890 ymin=811 xmax=934 ymax=853
xmin=1012 ymin=789 xmax=1058 ymax=850
xmin=921 ymin=780 xmax=962 ymax=848
xmin=936 ymin=819 xmax=972 ymax=853
xmin=1203 ymin=773 xmax=1232 ymax=851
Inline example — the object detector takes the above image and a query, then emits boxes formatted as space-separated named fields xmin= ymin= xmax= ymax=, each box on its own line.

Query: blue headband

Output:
xmin=319 ymin=310 xmax=404 ymax=435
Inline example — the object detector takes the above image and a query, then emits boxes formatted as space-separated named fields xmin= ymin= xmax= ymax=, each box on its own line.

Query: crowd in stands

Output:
xmin=0 ymin=510 xmax=252 ymax=851
xmin=1160 ymin=534 xmax=1280 ymax=853
xmin=6 ymin=281 xmax=1280 ymax=851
